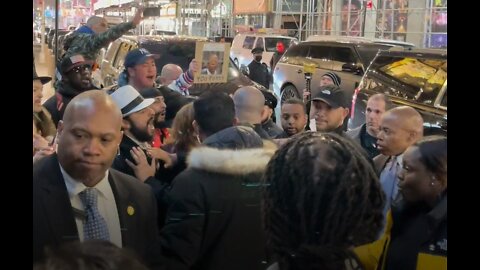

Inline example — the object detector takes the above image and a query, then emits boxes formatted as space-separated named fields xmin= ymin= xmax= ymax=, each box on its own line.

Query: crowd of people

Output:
xmin=33 ymin=9 xmax=447 ymax=270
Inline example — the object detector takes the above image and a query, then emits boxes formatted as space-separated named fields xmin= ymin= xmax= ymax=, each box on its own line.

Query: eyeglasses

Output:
xmin=68 ymin=64 xmax=92 ymax=74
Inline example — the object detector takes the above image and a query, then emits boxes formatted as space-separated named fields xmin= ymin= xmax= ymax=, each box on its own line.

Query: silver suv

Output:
xmin=273 ymin=36 xmax=414 ymax=109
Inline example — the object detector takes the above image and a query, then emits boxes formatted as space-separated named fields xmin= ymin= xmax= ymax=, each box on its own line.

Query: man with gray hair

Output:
xmin=232 ymin=86 xmax=271 ymax=139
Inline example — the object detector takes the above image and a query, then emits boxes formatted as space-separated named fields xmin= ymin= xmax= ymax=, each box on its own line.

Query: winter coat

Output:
xmin=355 ymin=194 xmax=447 ymax=270
xmin=159 ymin=126 xmax=277 ymax=270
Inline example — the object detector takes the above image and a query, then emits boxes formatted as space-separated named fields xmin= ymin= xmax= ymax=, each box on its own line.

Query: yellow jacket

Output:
xmin=354 ymin=209 xmax=447 ymax=270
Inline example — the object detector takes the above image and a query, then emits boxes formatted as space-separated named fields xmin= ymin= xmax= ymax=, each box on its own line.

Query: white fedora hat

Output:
xmin=109 ymin=85 xmax=155 ymax=117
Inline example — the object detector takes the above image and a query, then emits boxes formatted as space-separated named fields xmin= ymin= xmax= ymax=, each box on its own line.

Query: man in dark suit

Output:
xmin=33 ymin=91 xmax=162 ymax=269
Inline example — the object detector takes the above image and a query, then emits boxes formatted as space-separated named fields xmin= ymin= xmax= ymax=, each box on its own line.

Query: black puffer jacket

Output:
xmin=159 ymin=126 xmax=277 ymax=270
xmin=43 ymin=81 xmax=99 ymax=126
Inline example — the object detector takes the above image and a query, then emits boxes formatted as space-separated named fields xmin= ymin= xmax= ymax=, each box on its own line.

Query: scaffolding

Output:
xmin=177 ymin=0 xmax=233 ymax=38
xmin=272 ymin=0 xmax=446 ymax=48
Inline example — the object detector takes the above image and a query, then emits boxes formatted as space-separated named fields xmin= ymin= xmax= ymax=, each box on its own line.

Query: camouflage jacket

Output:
xmin=62 ymin=22 xmax=135 ymax=61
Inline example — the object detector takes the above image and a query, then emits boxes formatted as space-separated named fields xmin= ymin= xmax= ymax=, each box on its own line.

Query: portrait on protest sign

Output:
xmin=194 ymin=42 xmax=230 ymax=84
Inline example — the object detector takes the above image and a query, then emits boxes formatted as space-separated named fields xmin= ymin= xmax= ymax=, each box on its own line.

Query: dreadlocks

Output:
xmin=263 ymin=132 xmax=385 ymax=270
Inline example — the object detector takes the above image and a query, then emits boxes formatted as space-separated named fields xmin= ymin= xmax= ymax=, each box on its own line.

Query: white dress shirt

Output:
xmin=60 ymin=164 xmax=122 ymax=247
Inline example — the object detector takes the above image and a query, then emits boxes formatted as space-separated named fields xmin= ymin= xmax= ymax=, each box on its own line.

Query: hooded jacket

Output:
xmin=43 ymin=81 xmax=99 ymax=126
xmin=159 ymin=126 xmax=277 ymax=270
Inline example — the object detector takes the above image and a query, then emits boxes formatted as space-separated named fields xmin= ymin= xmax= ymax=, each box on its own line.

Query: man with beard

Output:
xmin=109 ymin=85 xmax=156 ymax=180
xmin=139 ymin=88 xmax=169 ymax=148
xmin=110 ymin=85 xmax=172 ymax=232
xmin=310 ymin=85 xmax=350 ymax=136
xmin=44 ymin=54 xmax=97 ymax=126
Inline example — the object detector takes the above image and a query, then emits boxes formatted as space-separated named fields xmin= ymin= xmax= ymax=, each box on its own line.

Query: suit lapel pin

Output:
xmin=127 ymin=205 xmax=135 ymax=216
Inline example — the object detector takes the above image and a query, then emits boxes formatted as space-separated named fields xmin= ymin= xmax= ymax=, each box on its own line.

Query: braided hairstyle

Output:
xmin=263 ymin=132 xmax=385 ymax=270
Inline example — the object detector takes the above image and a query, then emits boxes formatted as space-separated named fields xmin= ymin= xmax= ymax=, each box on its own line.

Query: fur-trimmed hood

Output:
xmin=187 ymin=140 xmax=277 ymax=175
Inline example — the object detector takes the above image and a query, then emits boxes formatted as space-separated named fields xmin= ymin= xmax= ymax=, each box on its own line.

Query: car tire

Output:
xmin=281 ymin=85 xmax=300 ymax=104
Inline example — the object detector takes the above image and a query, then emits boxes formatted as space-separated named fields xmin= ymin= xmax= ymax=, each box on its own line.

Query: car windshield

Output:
xmin=366 ymin=55 xmax=447 ymax=105
xmin=264 ymin=38 xmax=293 ymax=52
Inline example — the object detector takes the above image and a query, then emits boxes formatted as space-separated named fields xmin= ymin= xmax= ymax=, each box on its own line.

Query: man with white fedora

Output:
xmin=109 ymin=85 xmax=165 ymax=191
xmin=110 ymin=85 xmax=171 ymax=233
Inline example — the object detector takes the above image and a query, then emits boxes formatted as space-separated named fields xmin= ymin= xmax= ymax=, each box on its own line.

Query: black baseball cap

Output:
xmin=312 ymin=85 xmax=348 ymax=108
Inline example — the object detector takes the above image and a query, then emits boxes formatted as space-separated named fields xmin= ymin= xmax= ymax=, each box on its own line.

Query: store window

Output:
xmin=425 ymin=0 xmax=447 ymax=48
xmin=341 ymin=0 xmax=362 ymax=36
xmin=375 ymin=0 xmax=409 ymax=41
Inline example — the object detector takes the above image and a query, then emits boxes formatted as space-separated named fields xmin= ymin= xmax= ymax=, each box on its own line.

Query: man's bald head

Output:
xmin=86 ymin=16 xmax=108 ymax=34
xmin=57 ymin=90 xmax=124 ymax=186
xmin=160 ymin=64 xmax=183 ymax=86
xmin=63 ymin=90 xmax=123 ymax=128
xmin=207 ymin=54 xmax=219 ymax=73
xmin=383 ymin=106 xmax=424 ymax=137
xmin=232 ymin=86 xmax=265 ymax=124
xmin=377 ymin=106 xmax=424 ymax=156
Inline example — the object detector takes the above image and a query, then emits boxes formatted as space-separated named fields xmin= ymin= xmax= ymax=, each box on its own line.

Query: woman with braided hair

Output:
xmin=263 ymin=132 xmax=385 ymax=270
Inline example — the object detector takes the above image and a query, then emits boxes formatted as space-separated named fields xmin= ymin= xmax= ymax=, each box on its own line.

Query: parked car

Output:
xmin=230 ymin=33 xmax=297 ymax=69
xmin=349 ymin=47 xmax=447 ymax=136
xmin=273 ymin=36 xmax=416 ymax=105
xmin=305 ymin=35 xmax=415 ymax=48
xmin=99 ymin=35 xmax=270 ymax=97
xmin=148 ymin=29 xmax=176 ymax=36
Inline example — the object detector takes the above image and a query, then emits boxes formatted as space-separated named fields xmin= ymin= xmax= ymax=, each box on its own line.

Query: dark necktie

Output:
xmin=78 ymin=188 xmax=110 ymax=241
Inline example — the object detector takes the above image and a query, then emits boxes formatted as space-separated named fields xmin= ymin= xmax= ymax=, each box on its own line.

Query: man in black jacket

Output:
xmin=43 ymin=54 xmax=97 ymax=126
xmin=261 ymin=89 xmax=286 ymax=138
xmin=233 ymin=86 xmax=271 ymax=139
xmin=247 ymin=47 xmax=270 ymax=89
xmin=159 ymin=92 xmax=276 ymax=270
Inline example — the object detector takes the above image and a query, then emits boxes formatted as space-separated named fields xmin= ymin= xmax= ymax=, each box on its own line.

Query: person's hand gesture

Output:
xmin=33 ymin=133 xmax=50 ymax=151
xmin=147 ymin=148 xmax=173 ymax=168
xmin=126 ymin=147 xmax=156 ymax=182
xmin=132 ymin=7 xmax=144 ymax=26
xmin=189 ymin=59 xmax=199 ymax=75
xmin=33 ymin=146 xmax=55 ymax=163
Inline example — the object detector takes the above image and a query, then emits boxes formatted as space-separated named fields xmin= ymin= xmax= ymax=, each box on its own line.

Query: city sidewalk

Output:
xmin=34 ymin=43 xmax=56 ymax=102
